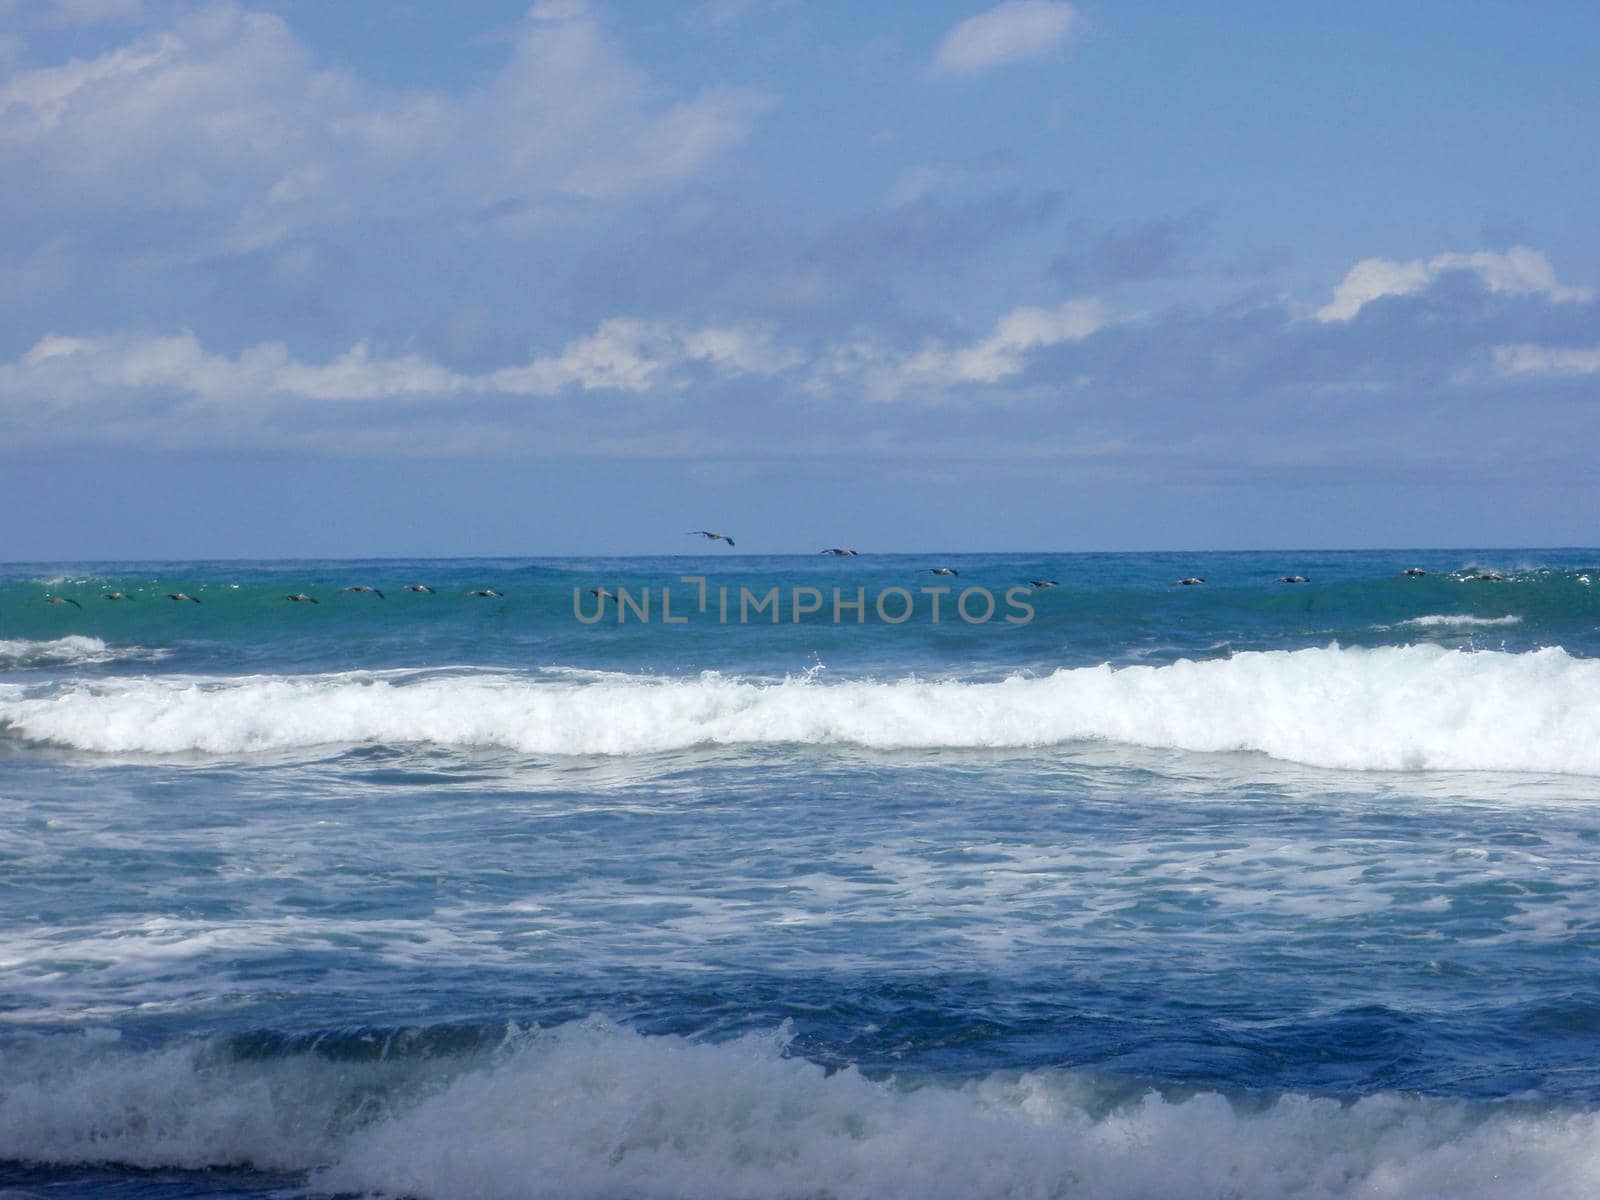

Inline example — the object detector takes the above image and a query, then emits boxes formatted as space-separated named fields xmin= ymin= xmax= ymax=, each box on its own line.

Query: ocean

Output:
xmin=1 ymin=549 xmax=1598 ymax=1199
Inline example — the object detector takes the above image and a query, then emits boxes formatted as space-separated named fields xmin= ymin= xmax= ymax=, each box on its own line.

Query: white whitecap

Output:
xmin=2 ymin=644 xmax=1599 ymax=774
xmin=0 ymin=1022 xmax=1596 ymax=1199
xmin=1398 ymin=614 xmax=1523 ymax=629
xmin=0 ymin=636 xmax=166 ymax=668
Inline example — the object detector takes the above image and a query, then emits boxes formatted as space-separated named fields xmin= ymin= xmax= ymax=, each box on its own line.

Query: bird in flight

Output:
xmin=341 ymin=585 xmax=385 ymax=599
xmin=44 ymin=595 xmax=81 ymax=609
xmin=103 ymin=592 xmax=135 ymax=601
xmin=468 ymin=588 xmax=503 ymax=598
xmin=688 ymin=531 xmax=735 ymax=547
xmin=166 ymin=592 xmax=202 ymax=604
xmin=285 ymin=593 xmax=319 ymax=604
xmin=1399 ymin=567 xmax=1428 ymax=577
xmin=402 ymin=584 xmax=435 ymax=594
xmin=1029 ymin=579 xmax=1059 ymax=589
xmin=928 ymin=567 xmax=959 ymax=577
xmin=1174 ymin=577 xmax=1206 ymax=586
xmin=820 ymin=548 xmax=858 ymax=556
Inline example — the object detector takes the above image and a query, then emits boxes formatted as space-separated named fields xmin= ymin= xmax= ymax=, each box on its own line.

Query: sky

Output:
xmin=2 ymin=0 xmax=1598 ymax=559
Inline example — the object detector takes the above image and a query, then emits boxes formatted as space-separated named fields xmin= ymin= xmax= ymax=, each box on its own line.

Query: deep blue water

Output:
xmin=2 ymin=550 xmax=1599 ymax=1198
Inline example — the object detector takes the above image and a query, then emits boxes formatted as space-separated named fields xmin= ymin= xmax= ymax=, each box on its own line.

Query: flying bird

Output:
xmin=103 ymin=592 xmax=135 ymax=601
xmin=402 ymin=584 xmax=436 ymax=594
xmin=1276 ymin=575 xmax=1309 ymax=584
xmin=285 ymin=593 xmax=319 ymax=604
xmin=820 ymin=548 xmax=858 ymax=556
xmin=590 ymin=588 xmax=617 ymax=601
xmin=688 ymin=531 xmax=736 ymax=547
xmin=1400 ymin=567 xmax=1428 ymax=577
xmin=341 ymin=585 xmax=385 ymax=599
xmin=1029 ymin=579 xmax=1059 ymax=589
xmin=166 ymin=592 xmax=201 ymax=604
xmin=1471 ymin=571 xmax=1506 ymax=582
xmin=468 ymin=588 xmax=503 ymax=598
xmin=1174 ymin=577 xmax=1206 ymax=586
xmin=44 ymin=595 xmax=81 ymax=609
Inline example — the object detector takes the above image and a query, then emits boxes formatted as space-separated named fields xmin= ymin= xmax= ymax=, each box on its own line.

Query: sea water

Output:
xmin=2 ymin=550 xmax=1598 ymax=1198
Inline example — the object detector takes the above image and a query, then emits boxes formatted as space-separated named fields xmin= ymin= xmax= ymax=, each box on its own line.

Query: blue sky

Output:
xmin=2 ymin=0 xmax=1597 ymax=558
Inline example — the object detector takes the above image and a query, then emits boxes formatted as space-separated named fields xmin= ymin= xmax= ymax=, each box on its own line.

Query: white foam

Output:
xmin=1398 ymin=614 xmax=1524 ymax=629
xmin=1 ymin=1022 xmax=1597 ymax=1199
xmin=2 ymin=644 xmax=1598 ymax=774
xmin=0 ymin=636 xmax=163 ymax=668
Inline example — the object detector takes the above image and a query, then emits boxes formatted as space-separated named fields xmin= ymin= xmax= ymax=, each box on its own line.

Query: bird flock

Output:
xmin=28 ymin=535 xmax=1458 ymax=612
xmin=42 ymin=585 xmax=503 ymax=607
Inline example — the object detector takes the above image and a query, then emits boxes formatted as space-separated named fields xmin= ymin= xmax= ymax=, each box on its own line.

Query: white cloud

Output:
xmin=0 ymin=11 xmax=349 ymax=219
xmin=933 ymin=299 xmax=1106 ymax=383
xmin=484 ymin=320 xmax=678 ymax=395
xmin=932 ymin=1 xmax=1080 ymax=75
xmin=1492 ymin=343 xmax=1600 ymax=378
xmin=0 ymin=318 xmax=799 ymax=418
xmin=821 ymin=298 xmax=1108 ymax=400
xmin=1316 ymin=246 xmax=1593 ymax=322
xmin=0 ymin=297 xmax=1110 ymax=449
xmin=681 ymin=326 xmax=804 ymax=375
xmin=0 ymin=2 xmax=767 ymax=252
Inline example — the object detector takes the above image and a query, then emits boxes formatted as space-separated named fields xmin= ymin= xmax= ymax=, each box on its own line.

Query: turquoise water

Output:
xmin=2 ymin=550 xmax=1599 ymax=1198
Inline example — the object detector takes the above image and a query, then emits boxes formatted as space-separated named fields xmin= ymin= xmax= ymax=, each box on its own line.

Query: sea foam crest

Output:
xmin=0 ymin=1022 xmax=1596 ymax=1200
xmin=1 ymin=644 xmax=1598 ymax=774
xmin=1398 ymin=614 xmax=1524 ymax=629
xmin=0 ymin=636 xmax=163 ymax=668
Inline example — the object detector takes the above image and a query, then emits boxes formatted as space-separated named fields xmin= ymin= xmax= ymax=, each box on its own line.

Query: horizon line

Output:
xmin=2 ymin=545 xmax=1597 ymax=568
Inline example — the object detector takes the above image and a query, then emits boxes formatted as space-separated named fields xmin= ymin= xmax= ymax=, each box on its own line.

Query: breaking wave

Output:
xmin=1 ymin=644 xmax=1598 ymax=774
xmin=1397 ymin=614 xmax=1524 ymax=629
xmin=0 ymin=1021 xmax=1596 ymax=1200
xmin=0 ymin=636 xmax=165 ymax=668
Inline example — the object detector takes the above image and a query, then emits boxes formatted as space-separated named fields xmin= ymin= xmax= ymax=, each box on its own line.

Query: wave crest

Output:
xmin=0 ymin=1022 xmax=1595 ymax=1199
xmin=1398 ymin=614 xmax=1524 ymax=629
xmin=0 ymin=636 xmax=164 ymax=668
xmin=1 ymin=645 xmax=1597 ymax=774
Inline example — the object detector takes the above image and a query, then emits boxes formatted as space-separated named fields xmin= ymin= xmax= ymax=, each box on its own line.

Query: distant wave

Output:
xmin=2 ymin=644 xmax=1598 ymax=774
xmin=0 ymin=1020 xmax=1594 ymax=1199
xmin=1397 ymin=614 xmax=1524 ymax=629
xmin=0 ymin=636 xmax=165 ymax=668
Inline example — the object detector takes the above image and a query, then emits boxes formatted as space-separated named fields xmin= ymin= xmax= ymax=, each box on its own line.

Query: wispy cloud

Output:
xmin=3 ymin=319 xmax=798 ymax=411
xmin=1492 ymin=342 xmax=1600 ymax=378
xmin=817 ymin=298 xmax=1108 ymax=400
xmin=0 ymin=1 xmax=768 ymax=257
xmin=1316 ymin=246 xmax=1592 ymax=322
xmin=931 ymin=0 xmax=1080 ymax=75
xmin=4 ymin=239 xmax=1596 ymax=478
